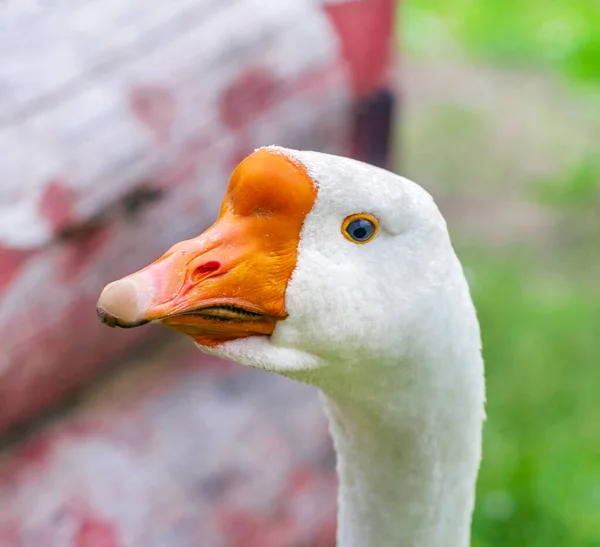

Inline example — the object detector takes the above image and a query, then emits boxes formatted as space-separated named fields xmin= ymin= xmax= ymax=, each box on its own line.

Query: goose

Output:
xmin=96 ymin=146 xmax=485 ymax=547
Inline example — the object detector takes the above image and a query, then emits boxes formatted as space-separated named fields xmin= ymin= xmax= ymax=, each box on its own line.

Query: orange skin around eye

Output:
xmin=96 ymin=149 xmax=318 ymax=347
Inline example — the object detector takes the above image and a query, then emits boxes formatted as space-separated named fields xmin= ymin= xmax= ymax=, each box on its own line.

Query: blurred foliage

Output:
xmin=399 ymin=0 xmax=600 ymax=545
xmin=535 ymin=158 xmax=600 ymax=208
xmin=402 ymin=0 xmax=600 ymax=85
xmin=466 ymin=253 xmax=600 ymax=546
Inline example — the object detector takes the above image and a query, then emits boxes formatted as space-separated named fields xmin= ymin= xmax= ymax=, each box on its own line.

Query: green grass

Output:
xmin=402 ymin=0 xmax=600 ymax=86
xmin=465 ymin=252 xmax=600 ymax=546
xmin=535 ymin=157 xmax=600 ymax=208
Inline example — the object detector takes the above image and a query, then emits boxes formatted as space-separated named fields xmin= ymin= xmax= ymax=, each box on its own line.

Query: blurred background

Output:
xmin=0 ymin=0 xmax=598 ymax=546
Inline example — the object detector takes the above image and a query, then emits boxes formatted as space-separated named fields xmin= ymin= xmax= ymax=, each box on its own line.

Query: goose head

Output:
xmin=97 ymin=146 xmax=474 ymax=381
xmin=97 ymin=146 xmax=485 ymax=546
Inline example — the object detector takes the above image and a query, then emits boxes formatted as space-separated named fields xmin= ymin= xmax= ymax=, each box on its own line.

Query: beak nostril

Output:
xmin=192 ymin=260 xmax=222 ymax=282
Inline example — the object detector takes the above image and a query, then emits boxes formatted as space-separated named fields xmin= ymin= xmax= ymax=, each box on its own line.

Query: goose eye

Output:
xmin=342 ymin=214 xmax=379 ymax=244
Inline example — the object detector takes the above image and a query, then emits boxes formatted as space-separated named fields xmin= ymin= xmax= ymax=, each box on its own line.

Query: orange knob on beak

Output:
xmin=96 ymin=148 xmax=317 ymax=347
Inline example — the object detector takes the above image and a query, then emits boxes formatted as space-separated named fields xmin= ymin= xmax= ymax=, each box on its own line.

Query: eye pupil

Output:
xmin=353 ymin=227 xmax=367 ymax=239
xmin=346 ymin=218 xmax=375 ymax=242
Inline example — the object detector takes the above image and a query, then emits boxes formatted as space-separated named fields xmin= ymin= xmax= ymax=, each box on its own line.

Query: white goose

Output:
xmin=97 ymin=147 xmax=485 ymax=547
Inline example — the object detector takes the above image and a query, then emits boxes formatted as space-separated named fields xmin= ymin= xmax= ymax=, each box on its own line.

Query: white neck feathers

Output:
xmin=285 ymin=255 xmax=485 ymax=547
xmin=319 ymin=346 xmax=484 ymax=547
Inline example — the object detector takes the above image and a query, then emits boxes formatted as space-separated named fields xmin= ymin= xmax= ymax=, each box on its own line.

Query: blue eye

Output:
xmin=342 ymin=214 xmax=379 ymax=244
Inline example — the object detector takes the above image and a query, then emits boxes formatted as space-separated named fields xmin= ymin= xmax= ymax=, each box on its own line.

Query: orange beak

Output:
xmin=96 ymin=148 xmax=316 ymax=347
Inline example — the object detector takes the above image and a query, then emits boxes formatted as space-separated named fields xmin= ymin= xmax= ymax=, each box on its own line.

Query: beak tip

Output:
xmin=96 ymin=305 xmax=117 ymax=327
xmin=96 ymin=278 xmax=146 ymax=328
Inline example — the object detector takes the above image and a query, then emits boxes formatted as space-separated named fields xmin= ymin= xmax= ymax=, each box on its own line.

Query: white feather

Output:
xmin=200 ymin=147 xmax=486 ymax=547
